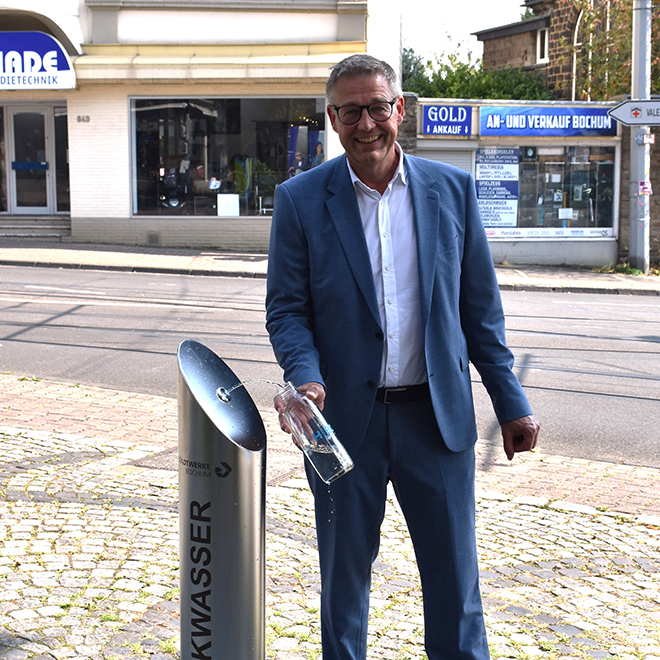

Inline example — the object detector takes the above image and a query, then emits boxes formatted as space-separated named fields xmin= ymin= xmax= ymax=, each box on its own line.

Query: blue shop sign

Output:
xmin=0 ymin=31 xmax=75 ymax=90
xmin=480 ymin=106 xmax=617 ymax=137
xmin=423 ymin=105 xmax=472 ymax=136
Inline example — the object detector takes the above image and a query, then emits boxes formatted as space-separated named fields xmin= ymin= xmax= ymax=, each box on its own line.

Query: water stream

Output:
xmin=216 ymin=378 xmax=283 ymax=404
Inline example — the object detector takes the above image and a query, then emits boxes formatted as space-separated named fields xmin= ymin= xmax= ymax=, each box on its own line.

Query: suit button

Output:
xmin=375 ymin=331 xmax=384 ymax=340
xmin=367 ymin=380 xmax=376 ymax=389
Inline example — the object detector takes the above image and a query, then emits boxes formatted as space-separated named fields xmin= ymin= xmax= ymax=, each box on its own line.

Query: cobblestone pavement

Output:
xmin=1 ymin=375 xmax=659 ymax=660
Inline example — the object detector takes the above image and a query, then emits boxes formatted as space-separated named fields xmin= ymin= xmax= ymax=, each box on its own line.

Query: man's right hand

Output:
xmin=274 ymin=382 xmax=326 ymax=435
xmin=501 ymin=414 xmax=540 ymax=461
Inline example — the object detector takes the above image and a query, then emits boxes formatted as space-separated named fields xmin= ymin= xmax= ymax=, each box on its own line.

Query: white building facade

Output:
xmin=0 ymin=0 xmax=401 ymax=250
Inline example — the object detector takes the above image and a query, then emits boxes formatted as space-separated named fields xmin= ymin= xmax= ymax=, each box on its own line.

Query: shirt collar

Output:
xmin=346 ymin=144 xmax=407 ymax=194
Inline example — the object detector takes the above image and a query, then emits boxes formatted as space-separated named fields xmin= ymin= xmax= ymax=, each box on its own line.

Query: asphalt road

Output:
xmin=471 ymin=291 xmax=660 ymax=468
xmin=1 ymin=266 xmax=659 ymax=468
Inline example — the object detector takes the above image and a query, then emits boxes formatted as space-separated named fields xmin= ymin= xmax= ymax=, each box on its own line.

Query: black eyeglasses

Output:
xmin=332 ymin=100 xmax=397 ymax=125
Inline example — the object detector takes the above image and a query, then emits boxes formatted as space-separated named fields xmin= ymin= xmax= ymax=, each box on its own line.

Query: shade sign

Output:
xmin=0 ymin=31 xmax=75 ymax=90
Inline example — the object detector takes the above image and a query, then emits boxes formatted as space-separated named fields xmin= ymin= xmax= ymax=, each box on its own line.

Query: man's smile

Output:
xmin=327 ymin=72 xmax=404 ymax=191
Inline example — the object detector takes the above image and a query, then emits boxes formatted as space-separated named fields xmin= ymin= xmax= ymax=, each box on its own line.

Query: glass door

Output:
xmin=8 ymin=107 xmax=53 ymax=214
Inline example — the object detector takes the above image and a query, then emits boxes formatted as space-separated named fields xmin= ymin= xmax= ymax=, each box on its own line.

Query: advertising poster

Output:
xmin=476 ymin=148 xmax=519 ymax=227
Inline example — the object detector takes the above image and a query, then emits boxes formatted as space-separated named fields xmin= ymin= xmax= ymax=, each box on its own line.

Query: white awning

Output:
xmin=74 ymin=43 xmax=364 ymax=85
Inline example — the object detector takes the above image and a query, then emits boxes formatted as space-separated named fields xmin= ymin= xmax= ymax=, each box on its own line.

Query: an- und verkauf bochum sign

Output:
xmin=0 ymin=31 xmax=75 ymax=90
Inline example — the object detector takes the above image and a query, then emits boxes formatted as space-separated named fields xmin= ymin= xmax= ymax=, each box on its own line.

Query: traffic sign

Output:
xmin=608 ymin=99 xmax=660 ymax=126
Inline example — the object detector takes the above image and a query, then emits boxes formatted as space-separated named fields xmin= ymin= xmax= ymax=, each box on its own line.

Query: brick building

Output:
xmin=474 ymin=0 xmax=606 ymax=102
xmin=472 ymin=0 xmax=659 ymax=266
xmin=473 ymin=12 xmax=552 ymax=89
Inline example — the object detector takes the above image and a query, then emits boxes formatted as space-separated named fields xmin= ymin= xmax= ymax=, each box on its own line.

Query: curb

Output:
xmin=0 ymin=258 xmax=267 ymax=279
xmin=498 ymin=282 xmax=660 ymax=295
xmin=2 ymin=256 xmax=660 ymax=292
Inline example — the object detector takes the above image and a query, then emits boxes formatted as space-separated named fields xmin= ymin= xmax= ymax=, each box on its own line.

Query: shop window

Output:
xmin=518 ymin=146 xmax=614 ymax=230
xmin=131 ymin=98 xmax=326 ymax=216
xmin=54 ymin=106 xmax=70 ymax=213
xmin=477 ymin=145 xmax=615 ymax=237
xmin=0 ymin=108 xmax=5 ymax=212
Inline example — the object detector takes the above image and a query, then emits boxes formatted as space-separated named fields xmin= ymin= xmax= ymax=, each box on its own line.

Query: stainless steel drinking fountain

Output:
xmin=177 ymin=339 xmax=266 ymax=660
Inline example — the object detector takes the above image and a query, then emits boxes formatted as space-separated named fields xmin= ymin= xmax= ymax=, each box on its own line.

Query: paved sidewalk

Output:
xmin=0 ymin=242 xmax=269 ymax=279
xmin=1 ymin=374 xmax=660 ymax=660
xmin=0 ymin=239 xmax=659 ymax=295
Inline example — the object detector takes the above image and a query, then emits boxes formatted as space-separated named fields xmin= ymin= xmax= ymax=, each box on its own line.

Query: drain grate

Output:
xmin=130 ymin=447 xmax=178 ymax=471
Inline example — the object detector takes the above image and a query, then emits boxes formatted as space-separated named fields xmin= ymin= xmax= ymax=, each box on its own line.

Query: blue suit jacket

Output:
xmin=266 ymin=153 xmax=532 ymax=453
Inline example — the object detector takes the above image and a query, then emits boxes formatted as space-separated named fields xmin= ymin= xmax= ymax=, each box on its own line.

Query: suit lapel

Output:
xmin=326 ymin=157 xmax=382 ymax=328
xmin=406 ymin=156 xmax=441 ymax=329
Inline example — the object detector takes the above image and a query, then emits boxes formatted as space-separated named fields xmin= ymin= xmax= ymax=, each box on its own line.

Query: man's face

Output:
xmin=327 ymin=73 xmax=404 ymax=182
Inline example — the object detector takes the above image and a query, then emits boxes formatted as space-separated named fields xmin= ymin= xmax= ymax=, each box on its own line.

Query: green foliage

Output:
xmin=405 ymin=1 xmax=660 ymax=102
xmin=593 ymin=262 xmax=644 ymax=276
xmin=401 ymin=48 xmax=426 ymax=91
xmin=562 ymin=0 xmax=660 ymax=100
xmin=402 ymin=48 xmax=554 ymax=100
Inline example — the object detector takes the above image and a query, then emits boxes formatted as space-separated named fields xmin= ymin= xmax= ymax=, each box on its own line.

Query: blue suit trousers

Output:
xmin=306 ymin=397 xmax=490 ymax=660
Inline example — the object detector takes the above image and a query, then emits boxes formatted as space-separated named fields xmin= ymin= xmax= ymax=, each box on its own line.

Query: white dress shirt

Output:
xmin=347 ymin=149 xmax=427 ymax=388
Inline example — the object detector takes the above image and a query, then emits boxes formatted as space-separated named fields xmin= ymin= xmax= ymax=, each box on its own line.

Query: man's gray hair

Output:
xmin=326 ymin=54 xmax=402 ymax=105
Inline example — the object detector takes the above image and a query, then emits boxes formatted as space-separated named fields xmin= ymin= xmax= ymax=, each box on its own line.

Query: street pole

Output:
xmin=629 ymin=0 xmax=652 ymax=273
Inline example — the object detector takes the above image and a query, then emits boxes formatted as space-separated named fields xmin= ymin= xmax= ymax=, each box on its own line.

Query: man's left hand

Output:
xmin=501 ymin=415 xmax=540 ymax=461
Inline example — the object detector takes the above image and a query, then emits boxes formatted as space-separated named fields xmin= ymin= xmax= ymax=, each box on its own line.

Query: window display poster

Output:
xmin=476 ymin=148 xmax=519 ymax=227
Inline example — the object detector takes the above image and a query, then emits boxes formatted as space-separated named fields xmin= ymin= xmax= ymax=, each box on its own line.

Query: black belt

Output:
xmin=376 ymin=382 xmax=430 ymax=405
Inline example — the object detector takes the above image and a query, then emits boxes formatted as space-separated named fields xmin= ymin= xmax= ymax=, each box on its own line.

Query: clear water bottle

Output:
xmin=275 ymin=382 xmax=354 ymax=484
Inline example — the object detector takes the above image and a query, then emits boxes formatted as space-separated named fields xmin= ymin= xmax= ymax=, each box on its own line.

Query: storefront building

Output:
xmin=1 ymin=0 xmax=400 ymax=250
xmin=417 ymin=100 xmax=621 ymax=267
xmin=1 ymin=3 xmax=630 ymax=267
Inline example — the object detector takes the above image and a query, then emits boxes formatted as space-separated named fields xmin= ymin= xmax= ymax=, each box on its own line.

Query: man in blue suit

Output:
xmin=266 ymin=54 xmax=540 ymax=660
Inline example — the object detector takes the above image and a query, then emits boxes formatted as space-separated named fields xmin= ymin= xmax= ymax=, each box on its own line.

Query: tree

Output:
xmin=563 ymin=0 xmax=660 ymax=100
xmin=402 ymin=48 xmax=554 ymax=100
xmin=401 ymin=47 xmax=427 ymax=91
